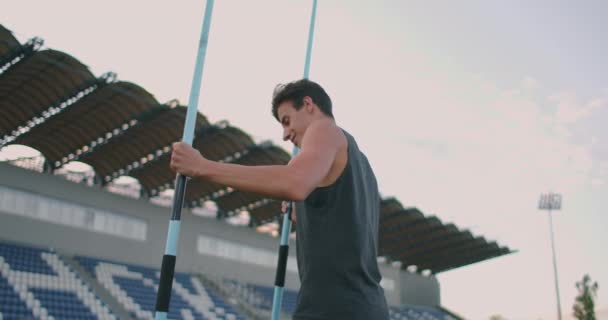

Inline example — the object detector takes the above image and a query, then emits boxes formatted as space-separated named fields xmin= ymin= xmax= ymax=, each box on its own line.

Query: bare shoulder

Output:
xmin=303 ymin=120 xmax=345 ymax=148
xmin=302 ymin=121 xmax=348 ymax=187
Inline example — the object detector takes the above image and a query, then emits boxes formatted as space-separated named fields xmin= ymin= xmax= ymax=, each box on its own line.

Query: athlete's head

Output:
xmin=272 ymin=79 xmax=333 ymax=147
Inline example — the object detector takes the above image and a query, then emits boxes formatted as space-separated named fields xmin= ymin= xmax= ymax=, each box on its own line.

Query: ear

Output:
xmin=304 ymin=96 xmax=314 ymax=113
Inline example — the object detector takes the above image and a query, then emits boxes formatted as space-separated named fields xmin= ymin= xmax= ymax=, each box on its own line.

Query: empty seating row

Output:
xmin=222 ymin=279 xmax=298 ymax=316
xmin=1 ymin=240 xmax=462 ymax=320
xmin=222 ymin=278 xmax=458 ymax=320
xmin=389 ymin=305 xmax=458 ymax=320
xmin=76 ymin=255 xmax=245 ymax=320
xmin=0 ymin=241 xmax=116 ymax=320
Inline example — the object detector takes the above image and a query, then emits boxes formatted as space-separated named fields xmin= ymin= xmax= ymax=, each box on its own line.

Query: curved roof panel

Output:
xmin=79 ymin=105 xmax=208 ymax=182
xmin=0 ymin=25 xmax=21 ymax=60
xmin=213 ymin=190 xmax=266 ymax=214
xmin=129 ymin=123 xmax=255 ymax=195
xmin=0 ymin=25 xmax=44 ymax=74
xmin=13 ymin=81 xmax=158 ymax=167
xmin=195 ymin=125 xmax=257 ymax=162
xmin=0 ymin=49 xmax=96 ymax=141
xmin=248 ymin=200 xmax=282 ymax=225
xmin=184 ymin=144 xmax=291 ymax=206
xmin=432 ymin=245 xmax=511 ymax=273
xmin=378 ymin=198 xmax=513 ymax=274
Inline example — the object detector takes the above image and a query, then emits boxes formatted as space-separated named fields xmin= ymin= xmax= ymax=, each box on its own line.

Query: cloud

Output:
xmin=551 ymin=93 xmax=608 ymax=124
xmin=588 ymin=97 xmax=608 ymax=110
xmin=409 ymin=77 xmax=608 ymax=320
xmin=355 ymin=73 xmax=604 ymax=247
xmin=596 ymin=161 xmax=608 ymax=186
xmin=522 ymin=76 xmax=541 ymax=91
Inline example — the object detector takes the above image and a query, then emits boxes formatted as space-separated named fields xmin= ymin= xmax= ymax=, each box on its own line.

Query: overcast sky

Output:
xmin=2 ymin=1 xmax=607 ymax=319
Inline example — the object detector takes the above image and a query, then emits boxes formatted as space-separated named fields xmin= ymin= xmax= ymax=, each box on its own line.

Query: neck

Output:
xmin=313 ymin=115 xmax=336 ymax=125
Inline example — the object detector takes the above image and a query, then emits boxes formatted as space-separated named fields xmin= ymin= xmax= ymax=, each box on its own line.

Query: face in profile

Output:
xmin=277 ymin=98 xmax=314 ymax=148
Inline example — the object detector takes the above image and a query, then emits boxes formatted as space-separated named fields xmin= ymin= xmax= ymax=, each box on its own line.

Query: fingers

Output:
xmin=281 ymin=201 xmax=288 ymax=213
xmin=172 ymin=142 xmax=185 ymax=157
xmin=170 ymin=142 xmax=188 ymax=174
xmin=170 ymin=142 xmax=204 ymax=177
xmin=170 ymin=142 xmax=180 ymax=173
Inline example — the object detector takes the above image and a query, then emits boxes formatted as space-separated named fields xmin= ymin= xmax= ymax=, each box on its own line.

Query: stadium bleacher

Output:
xmin=0 ymin=239 xmax=459 ymax=320
xmin=389 ymin=305 xmax=459 ymax=320
xmin=222 ymin=278 xmax=459 ymax=320
xmin=0 ymin=241 xmax=115 ymax=320
xmin=221 ymin=279 xmax=270 ymax=312
xmin=246 ymin=284 xmax=297 ymax=315
xmin=75 ymin=255 xmax=245 ymax=320
xmin=222 ymin=279 xmax=298 ymax=315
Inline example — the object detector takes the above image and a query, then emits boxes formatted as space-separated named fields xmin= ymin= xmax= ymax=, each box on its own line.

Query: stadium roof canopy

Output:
xmin=379 ymin=198 xmax=513 ymax=273
xmin=0 ymin=24 xmax=513 ymax=274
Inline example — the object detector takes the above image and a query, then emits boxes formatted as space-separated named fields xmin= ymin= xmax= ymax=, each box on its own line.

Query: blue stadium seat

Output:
xmin=222 ymin=279 xmax=297 ymax=315
xmin=0 ymin=275 xmax=35 ymax=320
xmin=75 ymin=255 xmax=246 ymax=320
xmin=222 ymin=278 xmax=458 ymax=320
xmin=0 ymin=240 xmax=116 ymax=320
xmin=1 ymin=240 xmax=461 ymax=320
xmin=251 ymin=284 xmax=298 ymax=315
xmin=389 ymin=305 xmax=458 ymax=320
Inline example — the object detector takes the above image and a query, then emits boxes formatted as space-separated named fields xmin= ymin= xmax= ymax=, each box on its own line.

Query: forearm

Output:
xmin=200 ymin=161 xmax=305 ymax=201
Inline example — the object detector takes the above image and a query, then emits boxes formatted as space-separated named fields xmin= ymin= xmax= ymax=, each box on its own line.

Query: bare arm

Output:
xmin=170 ymin=120 xmax=342 ymax=201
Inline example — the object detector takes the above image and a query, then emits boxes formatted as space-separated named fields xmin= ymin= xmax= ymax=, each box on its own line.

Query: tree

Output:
xmin=573 ymin=274 xmax=599 ymax=320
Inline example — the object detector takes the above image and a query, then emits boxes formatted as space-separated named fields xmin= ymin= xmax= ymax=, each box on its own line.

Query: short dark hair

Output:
xmin=271 ymin=79 xmax=333 ymax=121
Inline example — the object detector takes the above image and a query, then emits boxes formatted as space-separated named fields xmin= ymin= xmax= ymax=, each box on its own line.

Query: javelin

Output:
xmin=154 ymin=1 xmax=215 ymax=319
xmin=271 ymin=1 xmax=318 ymax=319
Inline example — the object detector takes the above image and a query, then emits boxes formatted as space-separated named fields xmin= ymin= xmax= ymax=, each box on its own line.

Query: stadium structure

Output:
xmin=0 ymin=24 xmax=514 ymax=320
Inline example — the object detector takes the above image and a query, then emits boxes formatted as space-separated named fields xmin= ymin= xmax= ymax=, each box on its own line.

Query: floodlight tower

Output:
xmin=538 ymin=192 xmax=563 ymax=320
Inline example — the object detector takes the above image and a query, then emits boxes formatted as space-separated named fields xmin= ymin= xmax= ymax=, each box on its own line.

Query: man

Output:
xmin=170 ymin=79 xmax=389 ymax=320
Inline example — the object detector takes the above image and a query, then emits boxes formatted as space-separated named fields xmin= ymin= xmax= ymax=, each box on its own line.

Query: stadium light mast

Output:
xmin=538 ymin=192 xmax=563 ymax=320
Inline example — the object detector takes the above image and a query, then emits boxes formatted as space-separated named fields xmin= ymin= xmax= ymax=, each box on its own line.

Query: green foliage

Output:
xmin=573 ymin=274 xmax=599 ymax=320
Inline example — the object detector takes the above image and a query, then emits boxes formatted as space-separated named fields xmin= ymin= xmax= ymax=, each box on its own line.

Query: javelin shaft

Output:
xmin=303 ymin=0 xmax=318 ymax=79
xmin=154 ymin=1 xmax=214 ymax=319
xmin=271 ymin=1 xmax=317 ymax=319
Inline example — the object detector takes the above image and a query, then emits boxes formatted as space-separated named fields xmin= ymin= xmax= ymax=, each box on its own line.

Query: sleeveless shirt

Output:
xmin=293 ymin=129 xmax=389 ymax=320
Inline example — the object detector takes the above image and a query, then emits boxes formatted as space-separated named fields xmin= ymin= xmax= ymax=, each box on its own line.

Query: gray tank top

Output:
xmin=294 ymin=129 xmax=389 ymax=320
